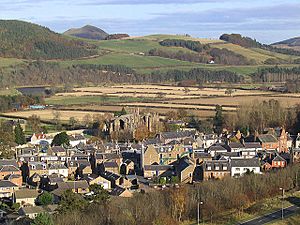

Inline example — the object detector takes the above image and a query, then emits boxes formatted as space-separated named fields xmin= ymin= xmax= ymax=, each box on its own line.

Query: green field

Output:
xmin=60 ymin=52 xmax=197 ymax=69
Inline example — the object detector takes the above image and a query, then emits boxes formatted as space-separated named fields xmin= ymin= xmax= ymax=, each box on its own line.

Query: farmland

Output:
xmin=3 ymin=109 xmax=107 ymax=123
xmin=16 ymin=84 xmax=292 ymax=120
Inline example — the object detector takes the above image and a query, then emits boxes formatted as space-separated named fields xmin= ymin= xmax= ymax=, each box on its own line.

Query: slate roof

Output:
xmin=204 ymin=160 xmax=230 ymax=171
xmin=229 ymin=142 xmax=244 ymax=149
xmin=258 ymin=134 xmax=278 ymax=143
xmin=0 ymin=180 xmax=18 ymax=188
xmin=244 ymin=142 xmax=262 ymax=149
xmin=51 ymin=146 xmax=65 ymax=153
xmin=103 ymin=161 xmax=119 ymax=168
xmin=231 ymin=158 xmax=260 ymax=167
xmin=49 ymin=164 xmax=68 ymax=170
xmin=100 ymin=171 xmax=120 ymax=181
xmin=19 ymin=205 xmax=57 ymax=215
xmin=15 ymin=189 xmax=40 ymax=199
xmin=273 ymin=155 xmax=286 ymax=162
xmin=144 ymin=165 xmax=174 ymax=171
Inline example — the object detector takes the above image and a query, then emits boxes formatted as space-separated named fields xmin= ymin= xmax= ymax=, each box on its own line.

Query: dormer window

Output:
xmin=215 ymin=166 xmax=220 ymax=170
xmin=31 ymin=165 xmax=36 ymax=170
xmin=43 ymin=165 xmax=47 ymax=170
xmin=30 ymin=157 xmax=34 ymax=162
xmin=223 ymin=166 xmax=227 ymax=170
xmin=207 ymin=166 xmax=211 ymax=170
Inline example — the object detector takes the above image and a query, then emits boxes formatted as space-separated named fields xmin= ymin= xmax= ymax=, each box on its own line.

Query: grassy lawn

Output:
xmin=45 ymin=95 xmax=149 ymax=105
xmin=0 ymin=88 xmax=21 ymax=96
xmin=0 ymin=57 xmax=24 ymax=68
xmin=184 ymin=192 xmax=300 ymax=225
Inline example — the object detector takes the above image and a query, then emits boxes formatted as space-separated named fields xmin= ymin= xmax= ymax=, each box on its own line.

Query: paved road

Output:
xmin=239 ymin=205 xmax=300 ymax=225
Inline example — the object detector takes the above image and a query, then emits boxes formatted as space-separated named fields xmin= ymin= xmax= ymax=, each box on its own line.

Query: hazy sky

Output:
xmin=1 ymin=0 xmax=300 ymax=43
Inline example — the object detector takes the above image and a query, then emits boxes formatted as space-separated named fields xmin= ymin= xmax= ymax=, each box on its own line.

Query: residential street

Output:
xmin=239 ymin=205 xmax=300 ymax=225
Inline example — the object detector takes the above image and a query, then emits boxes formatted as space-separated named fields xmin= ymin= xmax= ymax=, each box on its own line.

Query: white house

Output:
xmin=240 ymin=142 xmax=262 ymax=159
xmin=30 ymin=133 xmax=52 ymax=145
xmin=68 ymin=134 xmax=87 ymax=147
xmin=230 ymin=158 xmax=261 ymax=177
xmin=48 ymin=164 xmax=68 ymax=178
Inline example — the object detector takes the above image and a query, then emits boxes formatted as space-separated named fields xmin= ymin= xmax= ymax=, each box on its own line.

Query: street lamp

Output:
xmin=197 ymin=200 xmax=203 ymax=225
xmin=279 ymin=187 xmax=285 ymax=220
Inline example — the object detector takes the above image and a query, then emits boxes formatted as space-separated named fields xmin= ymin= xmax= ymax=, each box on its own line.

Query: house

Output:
xmin=51 ymin=180 xmax=89 ymax=197
xmin=28 ymin=162 xmax=48 ymax=177
xmin=48 ymin=164 xmax=68 ymax=178
xmin=30 ymin=133 xmax=51 ymax=145
xmin=18 ymin=205 xmax=57 ymax=219
xmin=100 ymin=161 xmax=119 ymax=174
xmin=120 ymin=159 xmax=135 ymax=175
xmin=0 ymin=180 xmax=19 ymax=198
xmin=68 ymin=134 xmax=87 ymax=147
xmin=110 ymin=186 xmax=133 ymax=198
xmin=194 ymin=152 xmax=212 ymax=165
xmin=208 ymin=144 xmax=229 ymax=157
xmin=15 ymin=189 xmax=40 ymax=206
xmin=272 ymin=155 xmax=286 ymax=168
xmin=100 ymin=171 xmax=126 ymax=188
xmin=156 ymin=131 xmax=195 ymax=145
xmin=258 ymin=134 xmax=279 ymax=151
xmin=0 ymin=160 xmax=21 ymax=180
xmin=240 ymin=142 xmax=262 ymax=159
xmin=4 ymin=174 xmax=22 ymax=187
xmin=231 ymin=158 xmax=261 ymax=177
xmin=173 ymin=157 xmax=195 ymax=183
xmin=142 ymin=145 xmax=160 ymax=167
xmin=203 ymin=160 xmax=230 ymax=180
xmin=295 ymin=134 xmax=300 ymax=148
xmin=144 ymin=165 xmax=174 ymax=178
xmin=51 ymin=146 xmax=66 ymax=157
xmin=197 ymin=134 xmax=219 ymax=149
xmin=85 ymin=174 xmax=112 ymax=190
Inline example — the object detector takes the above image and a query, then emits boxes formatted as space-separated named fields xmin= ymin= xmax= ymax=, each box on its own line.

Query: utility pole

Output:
xmin=280 ymin=187 xmax=285 ymax=220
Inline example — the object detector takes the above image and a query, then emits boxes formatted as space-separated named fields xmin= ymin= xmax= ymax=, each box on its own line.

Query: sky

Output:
xmin=1 ymin=0 xmax=300 ymax=43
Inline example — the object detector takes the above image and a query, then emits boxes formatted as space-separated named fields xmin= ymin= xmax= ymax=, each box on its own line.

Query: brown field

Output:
xmin=72 ymin=85 xmax=271 ymax=97
xmin=3 ymin=110 xmax=108 ymax=122
xmin=22 ymin=84 xmax=300 ymax=121
xmin=167 ymin=95 xmax=300 ymax=108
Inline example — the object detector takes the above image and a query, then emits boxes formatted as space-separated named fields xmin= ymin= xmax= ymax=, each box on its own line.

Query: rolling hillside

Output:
xmin=0 ymin=21 xmax=300 ymax=88
xmin=0 ymin=20 xmax=96 ymax=59
xmin=64 ymin=25 xmax=109 ymax=40
xmin=272 ymin=37 xmax=300 ymax=51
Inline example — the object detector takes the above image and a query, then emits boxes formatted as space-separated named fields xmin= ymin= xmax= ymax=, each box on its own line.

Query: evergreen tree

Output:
xmin=14 ymin=122 xmax=26 ymax=145
xmin=51 ymin=132 xmax=70 ymax=146
xmin=213 ymin=105 xmax=224 ymax=135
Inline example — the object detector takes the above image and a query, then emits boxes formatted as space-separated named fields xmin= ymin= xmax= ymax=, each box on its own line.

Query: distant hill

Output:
xmin=272 ymin=37 xmax=300 ymax=46
xmin=272 ymin=37 xmax=300 ymax=50
xmin=64 ymin=25 xmax=109 ymax=40
xmin=0 ymin=20 xmax=96 ymax=60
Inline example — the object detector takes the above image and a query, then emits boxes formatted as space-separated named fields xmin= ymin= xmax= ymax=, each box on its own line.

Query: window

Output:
xmin=215 ymin=166 xmax=220 ymax=170
xmin=223 ymin=166 xmax=227 ymax=170
xmin=236 ymin=168 xmax=240 ymax=171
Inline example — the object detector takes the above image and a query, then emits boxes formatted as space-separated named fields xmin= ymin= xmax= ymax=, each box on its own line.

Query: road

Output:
xmin=239 ymin=205 xmax=300 ymax=225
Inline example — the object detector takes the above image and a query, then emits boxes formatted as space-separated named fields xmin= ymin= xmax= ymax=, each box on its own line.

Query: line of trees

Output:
xmin=0 ymin=61 xmax=243 ymax=88
xmin=47 ymin=165 xmax=300 ymax=225
xmin=252 ymin=66 xmax=300 ymax=83
xmin=0 ymin=95 xmax=44 ymax=112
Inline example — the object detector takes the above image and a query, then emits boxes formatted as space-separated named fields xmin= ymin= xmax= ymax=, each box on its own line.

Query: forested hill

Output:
xmin=0 ymin=20 xmax=96 ymax=59
xmin=220 ymin=33 xmax=300 ymax=56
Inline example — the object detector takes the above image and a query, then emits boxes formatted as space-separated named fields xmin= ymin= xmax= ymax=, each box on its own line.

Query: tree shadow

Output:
xmin=286 ymin=196 xmax=300 ymax=207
